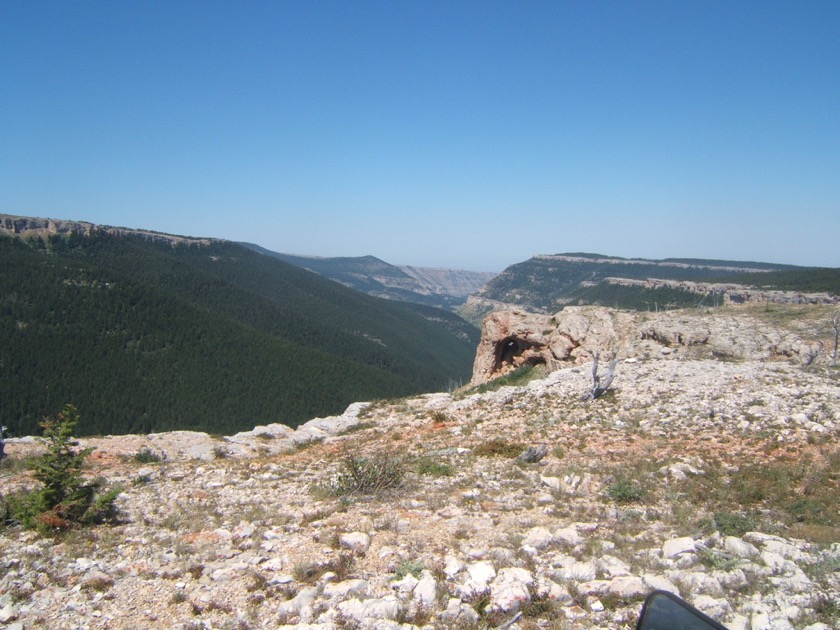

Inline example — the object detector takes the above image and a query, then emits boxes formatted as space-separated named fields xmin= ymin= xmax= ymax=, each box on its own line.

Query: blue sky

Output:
xmin=2 ymin=1 xmax=838 ymax=271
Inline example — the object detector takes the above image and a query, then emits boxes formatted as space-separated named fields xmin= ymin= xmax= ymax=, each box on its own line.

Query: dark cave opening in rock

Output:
xmin=493 ymin=336 xmax=546 ymax=374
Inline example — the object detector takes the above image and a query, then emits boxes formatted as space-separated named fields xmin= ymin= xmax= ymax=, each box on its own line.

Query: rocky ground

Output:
xmin=2 ymin=307 xmax=840 ymax=630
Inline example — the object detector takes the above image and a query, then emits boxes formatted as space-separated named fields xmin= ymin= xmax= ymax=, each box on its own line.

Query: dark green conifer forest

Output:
xmin=0 ymin=232 xmax=479 ymax=437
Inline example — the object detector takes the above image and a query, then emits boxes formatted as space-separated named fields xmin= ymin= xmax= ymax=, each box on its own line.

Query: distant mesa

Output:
xmin=460 ymin=252 xmax=838 ymax=325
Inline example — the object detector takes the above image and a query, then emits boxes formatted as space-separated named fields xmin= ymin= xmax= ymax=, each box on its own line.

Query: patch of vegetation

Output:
xmin=520 ymin=585 xmax=565 ymax=621
xmin=212 ymin=445 xmax=229 ymax=459
xmin=133 ymin=447 xmax=163 ymax=464
xmin=697 ymin=548 xmax=742 ymax=572
xmin=710 ymin=268 xmax=840 ymax=295
xmin=606 ymin=476 xmax=647 ymax=504
xmin=567 ymin=282 xmax=703 ymax=311
xmin=473 ymin=438 xmax=526 ymax=458
xmin=294 ymin=553 xmax=356 ymax=584
xmin=3 ymin=404 xmax=122 ymax=532
xmin=133 ymin=474 xmax=152 ymax=486
xmin=681 ymin=447 xmax=840 ymax=542
xmin=322 ymin=450 xmax=406 ymax=496
xmin=394 ymin=558 xmax=426 ymax=580
xmin=711 ymin=511 xmax=756 ymax=537
xmin=471 ymin=365 xmax=543 ymax=394
xmin=336 ymin=421 xmax=376 ymax=436
xmin=414 ymin=456 xmax=455 ymax=477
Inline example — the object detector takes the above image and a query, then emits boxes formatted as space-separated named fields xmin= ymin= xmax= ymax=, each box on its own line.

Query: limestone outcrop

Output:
xmin=471 ymin=305 xmax=828 ymax=384
xmin=0 ymin=213 xmax=215 ymax=246
xmin=2 ymin=356 xmax=838 ymax=629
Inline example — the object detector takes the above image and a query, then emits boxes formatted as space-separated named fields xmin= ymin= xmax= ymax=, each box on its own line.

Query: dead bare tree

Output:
xmin=804 ymin=341 xmax=824 ymax=367
xmin=583 ymin=351 xmax=618 ymax=400
xmin=832 ymin=313 xmax=839 ymax=367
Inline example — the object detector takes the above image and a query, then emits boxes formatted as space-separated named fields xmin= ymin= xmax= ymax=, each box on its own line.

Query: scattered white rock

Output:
xmin=522 ymin=526 xmax=554 ymax=550
xmin=339 ymin=532 xmax=371 ymax=554
xmin=553 ymin=525 xmax=584 ymax=546
xmin=724 ymin=536 xmax=760 ymax=559
xmin=663 ymin=537 xmax=696 ymax=558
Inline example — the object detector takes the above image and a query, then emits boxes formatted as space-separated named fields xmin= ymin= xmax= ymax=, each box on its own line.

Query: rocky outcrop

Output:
xmin=471 ymin=307 xmax=637 ymax=384
xmin=603 ymin=277 xmax=839 ymax=306
xmin=2 ymin=356 xmax=838 ymax=629
xmin=0 ymin=213 xmax=216 ymax=247
xmin=472 ymin=305 xmax=827 ymax=384
xmin=398 ymin=266 xmax=497 ymax=298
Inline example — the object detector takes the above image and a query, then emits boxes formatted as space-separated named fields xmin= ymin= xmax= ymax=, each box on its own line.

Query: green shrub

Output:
xmin=325 ymin=450 xmax=406 ymax=496
xmin=415 ymin=456 xmax=455 ymax=477
xmin=713 ymin=511 xmax=756 ymax=537
xmin=4 ymin=404 xmax=121 ymax=531
xmin=394 ymin=558 xmax=426 ymax=580
xmin=133 ymin=447 xmax=162 ymax=464
xmin=607 ymin=476 xmax=647 ymax=504
xmin=472 ymin=365 xmax=542 ymax=393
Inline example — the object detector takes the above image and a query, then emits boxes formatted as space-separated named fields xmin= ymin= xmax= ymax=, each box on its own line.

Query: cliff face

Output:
xmin=398 ymin=266 xmax=497 ymax=298
xmin=471 ymin=304 xmax=834 ymax=385
xmin=0 ymin=214 xmax=216 ymax=246
xmin=602 ymin=277 xmax=839 ymax=306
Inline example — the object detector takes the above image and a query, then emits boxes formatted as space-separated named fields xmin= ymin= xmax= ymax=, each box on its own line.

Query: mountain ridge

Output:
xmin=460 ymin=252 xmax=839 ymax=324
xmin=0 ymin=214 xmax=479 ymax=437
xmin=239 ymin=243 xmax=496 ymax=310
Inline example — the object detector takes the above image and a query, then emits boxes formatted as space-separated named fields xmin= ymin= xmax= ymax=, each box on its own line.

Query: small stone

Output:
xmin=724 ymin=536 xmax=760 ymax=559
xmin=337 ymin=595 xmax=402 ymax=622
xmin=692 ymin=594 xmax=730 ymax=620
xmin=490 ymin=568 xmax=533 ymax=612
xmin=466 ymin=561 xmax=496 ymax=586
xmin=642 ymin=573 xmax=680 ymax=596
xmin=561 ymin=561 xmax=597 ymax=582
xmin=522 ymin=526 xmax=554 ymax=550
xmin=553 ymin=525 xmax=583 ymax=546
xmin=323 ymin=578 xmax=369 ymax=599
xmin=540 ymin=476 xmax=562 ymax=491
xmin=663 ymin=537 xmax=696 ymax=558
xmin=606 ymin=576 xmax=647 ymax=598
xmin=0 ymin=605 xmax=19 ymax=624
xmin=587 ymin=596 xmax=605 ymax=612
xmin=440 ymin=598 xmax=480 ymax=624
xmin=414 ymin=570 xmax=438 ymax=606
xmin=339 ymin=532 xmax=371 ymax=554
xmin=443 ymin=555 xmax=465 ymax=578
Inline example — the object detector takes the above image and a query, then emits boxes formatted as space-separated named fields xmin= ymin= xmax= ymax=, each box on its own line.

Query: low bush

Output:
xmin=133 ymin=447 xmax=162 ymax=464
xmin=712 ymin=511 xmax=756 ymax=537
xmin=607 ymin=476 xmax=647 ymax=504
xmin=3 ymin=404 xmax=121 ymax=532
xmin=324 ymin=450 xmax=406 ymax=496
xmin=415 ymin=456 xmax=455 ymax=477
xmin=473 ymin=438 xmax=525 ymax=458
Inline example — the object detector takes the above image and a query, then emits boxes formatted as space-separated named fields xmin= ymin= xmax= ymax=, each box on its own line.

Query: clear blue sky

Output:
xmin=2 ymin=1 xmax=838 ymax=271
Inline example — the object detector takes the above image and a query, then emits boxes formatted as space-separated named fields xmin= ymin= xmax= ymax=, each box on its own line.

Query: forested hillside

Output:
xmin=472 ymin=253 xmax=837 ymax=313
xmin=0 ymin=231 xmax=479 ymax=437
